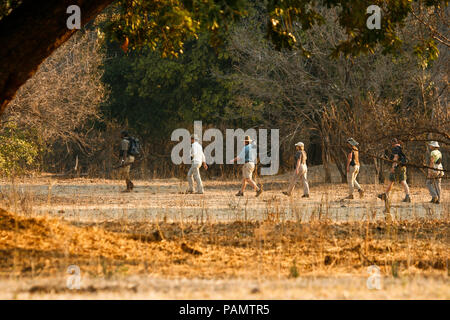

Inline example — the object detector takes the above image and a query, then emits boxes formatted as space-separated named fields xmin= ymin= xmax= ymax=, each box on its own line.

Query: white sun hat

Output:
xmin=428 ymin=141 xmax=440 ymax=148
xmin=295 ymin=142 xmax=304 ymax=147
xmin=347 ymin=138 xmax=359 ymax=146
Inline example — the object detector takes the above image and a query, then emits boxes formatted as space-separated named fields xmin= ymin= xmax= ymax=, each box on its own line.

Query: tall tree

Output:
xmin=0 ymin=0 xmax=447 ymax=116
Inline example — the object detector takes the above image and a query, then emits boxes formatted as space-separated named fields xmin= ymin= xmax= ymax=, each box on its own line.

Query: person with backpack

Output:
xmin=378 ymin=138 xmax=411 ymax=202
xmin=229 ymin=136 xmax=263 ymax=197
xmin=426 ymin=141 xmax=444 ymax=204
xmin=118 ymin=130 xmax=139 ymax=192
xmin=186 ymin=134 xmax=208 ymax=194
xmin=345 ymin=138 xmax=364 ymax=199
xmin=282 ymin=141 xmax=310 ymax=198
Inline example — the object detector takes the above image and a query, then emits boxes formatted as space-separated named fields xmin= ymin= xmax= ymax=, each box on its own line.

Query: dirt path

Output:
xmin=1 ymin=175 xmax=447 ymax=223
xmin=1 ymin=275 xmax=449 ymax=299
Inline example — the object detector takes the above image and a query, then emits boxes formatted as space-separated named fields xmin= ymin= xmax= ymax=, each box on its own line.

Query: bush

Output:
xmin=0 ymin=123 xmax=40 ymax=176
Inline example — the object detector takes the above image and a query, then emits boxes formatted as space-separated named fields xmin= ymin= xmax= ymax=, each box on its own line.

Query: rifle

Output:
xmin=112 ymin=157 xmax=142 ymax=170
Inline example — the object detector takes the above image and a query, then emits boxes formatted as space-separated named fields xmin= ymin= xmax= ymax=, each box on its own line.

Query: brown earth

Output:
xmin=0 ymin=173 xmax=448 ymax=299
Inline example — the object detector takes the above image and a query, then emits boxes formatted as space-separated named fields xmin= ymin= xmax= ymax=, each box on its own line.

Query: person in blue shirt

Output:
xmin=229 ymin=136 xmax=263 ymax=197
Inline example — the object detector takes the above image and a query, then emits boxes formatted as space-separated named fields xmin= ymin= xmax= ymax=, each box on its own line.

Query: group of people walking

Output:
xmin=118 ymin=131 xmax=444 ymax=204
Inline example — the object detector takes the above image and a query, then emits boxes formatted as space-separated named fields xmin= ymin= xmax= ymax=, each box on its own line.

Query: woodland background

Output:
xmin=0 ymin=1 xmax=448 ymax=182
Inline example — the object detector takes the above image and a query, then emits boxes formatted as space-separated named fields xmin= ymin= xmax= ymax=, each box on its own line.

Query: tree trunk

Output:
xmin=0 ymin=0 xmax=114 ymax=117
xmin=330 ymin=147 xmax=347 ymax=183
xmin=321 ymin=137 xmax=332 ymax=183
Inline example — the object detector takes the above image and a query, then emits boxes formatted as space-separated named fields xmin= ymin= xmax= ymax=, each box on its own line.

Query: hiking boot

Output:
xmin=435 ymin=199 xmax=440 ymax=204
xmin=402 ymin=194 xmax=411 ymax=203
xmin=256 ymin=185 xmax=263 ymax=197
xmin=184 ymin=190 xmax=194 ymax=194
xmin=282 ymin=191 xmax=291 ymax=196
xmin=430 ymin=197 xmax=437 ymax=203
xmin=302 ymin=194 xmax=310 ymax=198
xmin=126 ymin=180 xmax=134 ymax=191
xmin=358 ymin=189 xmax=364 ymax=198
xmin=377 ymin=193 xmax=387 ymax=200
xmin=235 ymin=191 xmax=244 ymax=197
xmin=344 ymin=195 xmax=354 ymax=200
xmin=195 ymin=191 xmax=204 ymax=194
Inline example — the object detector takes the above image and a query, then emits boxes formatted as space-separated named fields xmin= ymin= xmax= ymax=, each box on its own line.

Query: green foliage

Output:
xmin=289 ymin=259 xmax=299 ymax=278
xmin=0 ymin=123 xmax=40 ymax=176
xmin=105 ymin=0 xmax=248 ymax=57
xmin=103 ymin=0 xmax=448 ymax=64
xmin=0 ymin=0 xmax=22 ymax=20
xmin=101 ymin=33 xmax=236 ymax=140
xmin=414 ymin=39 xmax=439 ymax=69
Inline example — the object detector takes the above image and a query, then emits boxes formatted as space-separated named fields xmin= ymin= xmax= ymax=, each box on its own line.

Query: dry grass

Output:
xmin=0 ymin=173 xmax=448 ymax=299
xmin=1 ymin=208 xmax=448 ymax=279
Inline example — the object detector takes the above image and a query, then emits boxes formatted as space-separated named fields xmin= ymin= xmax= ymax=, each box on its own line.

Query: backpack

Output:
xmin=399 ymin=149 xmax=407 ymax=165
xmin=391 ymin=146 xmax=407 ymax=165
xmin=127 ymin=137 xmax=140 ymax=156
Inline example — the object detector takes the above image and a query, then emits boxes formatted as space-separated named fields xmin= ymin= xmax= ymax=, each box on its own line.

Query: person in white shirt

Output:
xmin=186 ymin=134 xmax=208 ymax=194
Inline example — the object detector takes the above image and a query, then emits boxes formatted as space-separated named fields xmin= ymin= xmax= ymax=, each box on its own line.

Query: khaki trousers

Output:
xmin=426 ymin=178 xmax=441 ymax=200
xmin=287 ymin=164 xmax=309 ymax=195
xmin=347 ymin=165 xmax=361 ymax=195
xmin=120 ymin=156 xmax=135 ymax=181
xmin=187 ymin=162 xmax=204 ymax=193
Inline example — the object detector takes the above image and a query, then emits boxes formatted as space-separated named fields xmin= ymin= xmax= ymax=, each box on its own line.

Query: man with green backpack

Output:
xmin=118 ymin=130 xmax=140 ymax=192
xmin=378 ymin=138 xmax=411 ymax=203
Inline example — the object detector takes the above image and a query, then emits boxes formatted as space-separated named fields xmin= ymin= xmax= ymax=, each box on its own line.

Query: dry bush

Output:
xmin=228 ymin=7 xmax=449 ymax=182
xmin=2 ymin=26 xmax=107 ymax=172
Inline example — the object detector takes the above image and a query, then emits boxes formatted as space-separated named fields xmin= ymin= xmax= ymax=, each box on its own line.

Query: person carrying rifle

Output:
xmin=118 ymin=130 xmax=135 ymax=192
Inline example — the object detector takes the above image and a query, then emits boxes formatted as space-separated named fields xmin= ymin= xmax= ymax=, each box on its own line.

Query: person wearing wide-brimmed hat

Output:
xmin=229 ymin=135 xmax=262 ymax=197
xmin=426 ymin=141 xmax=444 ymax=204
xmin=283 ymin=141 xmax=309 ymax=198
xmin=186 ymin=134 xmax=208 ymax=194
xmin=344 ymin=138 xmax=364 ymax=199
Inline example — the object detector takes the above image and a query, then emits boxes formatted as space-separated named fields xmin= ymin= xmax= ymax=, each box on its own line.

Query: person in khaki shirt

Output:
xmin=345 ymin=138 xmax=364 ymax=199
xmin=119 ymin=130 xmax=135 ymax=192
xmin=283 ymin=142 xmax=309 ymax=198
xmin=426 ymin=141 xmax=443 ymax=204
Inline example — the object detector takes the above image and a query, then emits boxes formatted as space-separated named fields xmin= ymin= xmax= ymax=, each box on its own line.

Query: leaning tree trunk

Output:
xmin=0 ymin=0 xmax=114 ymax=117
